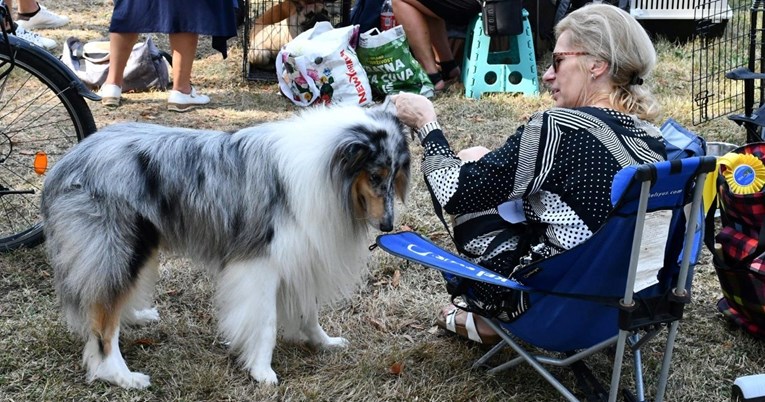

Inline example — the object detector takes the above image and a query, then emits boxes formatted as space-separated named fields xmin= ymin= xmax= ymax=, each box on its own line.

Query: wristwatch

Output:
xmin=416 ymin=121 xmax=441 ymax=143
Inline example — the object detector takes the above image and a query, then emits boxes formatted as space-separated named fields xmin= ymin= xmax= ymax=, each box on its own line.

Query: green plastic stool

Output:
xmin=462 ymin=9 xmax=539 ymax=99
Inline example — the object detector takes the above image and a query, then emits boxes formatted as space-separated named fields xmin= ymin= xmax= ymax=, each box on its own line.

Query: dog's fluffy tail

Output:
xmin=43 ymin=185 xmax=159 ymax=338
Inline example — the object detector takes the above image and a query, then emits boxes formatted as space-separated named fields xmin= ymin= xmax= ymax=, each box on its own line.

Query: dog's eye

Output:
xmin=369 ymin=173 xmax=382 ymax=185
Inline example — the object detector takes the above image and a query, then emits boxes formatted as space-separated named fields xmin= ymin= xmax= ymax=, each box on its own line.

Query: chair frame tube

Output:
xmin=608 ymin=179 xmax=652 ymax=401
xmin=654 ymin=171 xmax=708 ymax=402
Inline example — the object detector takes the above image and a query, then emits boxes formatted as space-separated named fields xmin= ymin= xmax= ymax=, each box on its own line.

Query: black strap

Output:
xmin=424 ymin=178 xmax=459 ymax=249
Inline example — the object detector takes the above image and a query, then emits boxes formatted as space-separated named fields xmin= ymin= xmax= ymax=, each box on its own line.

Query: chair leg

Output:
xmin=608 ymin=329 xmax=630 ymax=402
xmin=630 ymin=334 xmax=646 ymax=402
xmin=472 ymin=340 xmax=507 ymax=369
xmin=482 ymin=318 xmax=579 ymax=402
xmin=655 ymin=321 xmax=680 ymax=402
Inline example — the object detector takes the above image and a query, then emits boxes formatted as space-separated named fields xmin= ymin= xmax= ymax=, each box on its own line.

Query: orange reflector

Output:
xmin=34 ymin=151 xmax=48 ymax=175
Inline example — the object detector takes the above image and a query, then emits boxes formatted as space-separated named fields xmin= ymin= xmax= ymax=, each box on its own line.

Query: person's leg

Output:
xmin=98 ymin=32 xmax=138 ymax=107
xmin=392 ymin=0 xmax=446 ymax=90
xmin=167 ymin=32 xmax=209 ymax=112
xmin=104 ymin=32 xmax=139 ymax=88
xmin=168 ymin=32 xmax=198 ymax=94
xmin=16 ymin=0 xmax=37 ymax=14
xmin=427 ymin=17 xmax=459 ymax=80
xmin=15 ymin=0 xmax=69 ymax=30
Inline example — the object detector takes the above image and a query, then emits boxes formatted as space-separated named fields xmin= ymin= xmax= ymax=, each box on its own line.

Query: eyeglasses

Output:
xmin=551 ymin=52 xmax=590 ymax=73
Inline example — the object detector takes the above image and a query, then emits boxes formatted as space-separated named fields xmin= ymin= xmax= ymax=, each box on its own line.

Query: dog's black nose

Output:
xmin=379 ymin=222 xmax=393 ymax=232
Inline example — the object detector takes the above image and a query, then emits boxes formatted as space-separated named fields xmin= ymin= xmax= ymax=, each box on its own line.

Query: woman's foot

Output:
xmin=98 ymin=84 xmax=122 ymax=108
xmin=427 ymin=71 xmax=446 ymax=91
xmin=428 ymin=60 xmax=461 ymax=92
xmin=435 ymin=304 xmax=501 ymax=344
xmin=167 ymin=86 xmax=210 ymax=112
xmin=438 ymin=59 xmax=461 ymax=82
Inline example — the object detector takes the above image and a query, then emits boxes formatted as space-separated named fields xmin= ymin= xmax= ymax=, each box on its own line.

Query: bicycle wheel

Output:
xmin=0 ymin=44 xmax=97 ymax=252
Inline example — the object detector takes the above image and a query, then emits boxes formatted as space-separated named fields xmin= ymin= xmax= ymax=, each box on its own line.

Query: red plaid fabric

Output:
xmin=716 ymin=227 xmax=762 ymax=265
xmin=715 ymin=262 xmax=765 ymax=337
xmin=714 ymin=142 xmax=765 ymax=337
xmin=717 ymin=298 xmax=765 ymax=338
xmin=719 ymin=186 xmax=765 ymax=238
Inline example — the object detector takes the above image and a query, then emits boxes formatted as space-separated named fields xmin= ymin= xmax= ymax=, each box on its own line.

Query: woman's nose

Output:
xmin=542 ymin=65 xmax=555 ymax=82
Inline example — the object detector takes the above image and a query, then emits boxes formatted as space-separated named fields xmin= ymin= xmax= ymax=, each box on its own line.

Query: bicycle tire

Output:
xmin=0 ymin=43 xmax=97 ymax=252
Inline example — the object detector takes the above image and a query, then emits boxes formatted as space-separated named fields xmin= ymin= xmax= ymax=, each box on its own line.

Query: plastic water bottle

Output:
xmin=380 ymin=0 xmax=396 ymax=31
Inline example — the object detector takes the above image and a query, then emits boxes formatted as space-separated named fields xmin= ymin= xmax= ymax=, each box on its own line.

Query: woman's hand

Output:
xmin=457 ymin=146 xmax=490 ymax=161
xmin=391 ymin=93 xmax=437 ymax=129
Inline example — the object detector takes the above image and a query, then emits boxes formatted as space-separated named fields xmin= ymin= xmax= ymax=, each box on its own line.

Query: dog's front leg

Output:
xmin=300 ymin=307 xmax=349 ymax=349
xmin=217 ymin=260 xmax=280 ymax=385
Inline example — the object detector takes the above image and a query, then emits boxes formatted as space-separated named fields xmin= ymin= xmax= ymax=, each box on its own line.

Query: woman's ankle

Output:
xmin=427 ymin=71 xmax=445 ymax=91
xmin=438 ymin=60 xmax=460 ymax=80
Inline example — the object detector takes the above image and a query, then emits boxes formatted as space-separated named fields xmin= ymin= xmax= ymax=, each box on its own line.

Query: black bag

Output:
xmin=481 ymin=0 xmax=523 ymax=37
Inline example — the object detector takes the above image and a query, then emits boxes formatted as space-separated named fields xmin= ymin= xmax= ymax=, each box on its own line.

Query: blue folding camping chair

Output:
xmin=377 ymin=156 xmax=717 ymax=402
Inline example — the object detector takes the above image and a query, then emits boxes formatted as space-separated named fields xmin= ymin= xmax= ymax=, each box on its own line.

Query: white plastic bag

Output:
xmin=276 ymin=21 xmax=373 ymax=107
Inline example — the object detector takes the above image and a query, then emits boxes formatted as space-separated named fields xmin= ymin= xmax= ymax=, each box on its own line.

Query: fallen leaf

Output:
xmin=368 ymin=317 xmax=386 ymax=331
xmin=133 ymin=338 xmax=157 ymax=347
xmin=389 ymin=362 xmax=404 ymax=375
xmin=395 ymin=319 xmax=416 ymax=331
xmin=139 ymin=109 xmax=158 ymax=119
xmin=399 ymin=225 xmax=412 ymax=231
xmin=391 ymin=270 xmax=401 ymax=287
xmin=407 ymin=322 xmax=425 ymax=330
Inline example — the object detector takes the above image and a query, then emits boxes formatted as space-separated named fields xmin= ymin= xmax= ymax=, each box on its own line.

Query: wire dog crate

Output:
xmin=242 ymin=0 xmax=351 ymax=81
xmin=631 ymin=0 xmax=733 ymax=41
xmin=692 ymin=0 xmax=765 ymax=142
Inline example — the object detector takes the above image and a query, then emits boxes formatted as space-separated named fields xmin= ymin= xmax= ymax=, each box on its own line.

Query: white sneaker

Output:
xmin=167 ymin=86 xmax=210 ymax=112
xmin=98 ymin=84 xmax=122 ymax=108
xmin=16 ymin=5 xmax=69 ymax=30
xmin=12 ymin=25 xmax=56 ymax=49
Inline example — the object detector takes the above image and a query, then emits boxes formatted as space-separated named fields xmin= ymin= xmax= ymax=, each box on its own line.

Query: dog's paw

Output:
xmin=91 ymin=369 xmax=151 ymax=389
xmin=322 ymin=336 xmax=349 ymax=349
xmin=117 ymin=371 xmax=151 ymax=389
xmin=250 ymin=367 xmax=279 ymax=385
xmin=132 ymin=308 xmax=160 ymax=325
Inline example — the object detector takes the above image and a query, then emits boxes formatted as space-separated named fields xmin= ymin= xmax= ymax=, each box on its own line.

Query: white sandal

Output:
xmin=437 ymin=306 xmax=501 ymax=344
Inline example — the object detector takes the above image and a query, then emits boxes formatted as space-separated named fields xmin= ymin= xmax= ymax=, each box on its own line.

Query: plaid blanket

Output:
xmin=714 ymin=142 xmax=765 ymax=338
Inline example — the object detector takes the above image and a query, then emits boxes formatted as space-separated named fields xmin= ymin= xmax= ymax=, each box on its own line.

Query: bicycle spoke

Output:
xmin=0 ymin=44 xmax=93 ymax=250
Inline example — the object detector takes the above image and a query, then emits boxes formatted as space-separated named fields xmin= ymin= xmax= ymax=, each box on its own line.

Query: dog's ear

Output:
xmin=332 ymin=141 xmax=370 ymax=176
xmin=394 ymin=169 xmax=409 ymax=202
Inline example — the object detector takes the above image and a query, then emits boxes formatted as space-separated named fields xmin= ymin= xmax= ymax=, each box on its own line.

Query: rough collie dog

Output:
xmin=41 ymin=104 xmax=410 ymax=389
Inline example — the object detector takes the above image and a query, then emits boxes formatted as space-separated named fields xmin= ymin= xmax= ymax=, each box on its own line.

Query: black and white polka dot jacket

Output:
xmin=421 ymin=106 xmax=667 ymax=257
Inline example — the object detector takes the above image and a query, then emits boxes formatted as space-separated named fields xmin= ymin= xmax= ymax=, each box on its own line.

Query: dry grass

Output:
xmin=1 ymin=1 xmax=764 ymax=401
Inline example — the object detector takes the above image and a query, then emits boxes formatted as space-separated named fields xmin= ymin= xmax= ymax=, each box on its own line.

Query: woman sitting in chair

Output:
xmin=392 ymin=4 xmax=666 ymax=344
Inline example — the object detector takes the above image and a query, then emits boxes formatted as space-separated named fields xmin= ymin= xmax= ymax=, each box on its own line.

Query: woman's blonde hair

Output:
xmin=555 ymin=4 xmax=660 ymax=121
